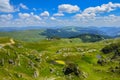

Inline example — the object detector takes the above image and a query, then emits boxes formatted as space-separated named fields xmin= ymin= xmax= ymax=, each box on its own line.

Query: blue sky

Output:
xmin=0 ymin=0 xmax=120 ymax=27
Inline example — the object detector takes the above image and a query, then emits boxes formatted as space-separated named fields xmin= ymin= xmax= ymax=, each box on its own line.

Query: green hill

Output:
xmin=0 ymin=37 xmax=120 ymax=80
xmin=69 ymin=34 xmax=111 ymax=42
xmin=0 ymin=30 xmax=46 ymax=42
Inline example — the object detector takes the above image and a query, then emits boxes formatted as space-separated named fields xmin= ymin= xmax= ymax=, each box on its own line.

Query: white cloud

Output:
xmin=53 ymin=13 xmax=64 ymax=17
xmin=12 ymin=18 xmax=44 ymax=27
xmin=33 ymin=15 xmax=41 ymax=20
xmin=83 ymin=2 xmax=120 ymax=14
xmin=102 ymin=14 xmax=117 ymax=23
xmin=1 ymin=2 xmax=120 ymax=27
xmin=0 ymin=0 xmax=15 ymax=12
xmin=73 ymin=14 xmax=120 ymax=27
xmin=58 ymin=4 xmax=80 ymax=13
xmin=19 ymin=3 xmax=28 ymax=10
xmin=0 ymin=14 xmax=13 ymax=26
xmin=40 ymin=11 xmax=50 ymax=17
xmin=1 ymin=14 xmax=120 ymax=27
xmin=18 ymin=13 xmax=30 ymax=19
xmin=50 ymin=17 xmax=56 ymax=20
xmin=0 ymin=14 xmax=13 ymax=21
xmin=75 ymin=2 xmax=120 ymax=19
xmin=75 ymin=13 xmax=96 ymax=19
xmin=18 ymin=12 xmax=41 ymax=20
xmin=5 ymin=13 xmax=42 ymax=27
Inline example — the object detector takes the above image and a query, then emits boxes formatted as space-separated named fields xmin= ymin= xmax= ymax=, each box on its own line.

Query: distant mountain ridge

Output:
xmin=0 ymin=26 xmax=56 ymax=32
xmin=0 ymin=27 xmax=43 ymax=32
xmin=0 ymin=26 xmax=120 ymax=42
xmin=0 ymin=26 xmax=120 ymax=37
xmin=41 ymin=26 xmax=120 ymax=38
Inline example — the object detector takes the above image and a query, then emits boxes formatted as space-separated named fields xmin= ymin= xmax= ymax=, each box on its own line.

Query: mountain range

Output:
xmin=0 ymin=26 xmax=120 ymax=42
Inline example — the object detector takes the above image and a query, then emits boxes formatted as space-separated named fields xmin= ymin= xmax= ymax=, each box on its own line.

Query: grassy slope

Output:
xmin=0 ymin=37 xmax=120 ymax=80
xmin=0 ymin=30 xmax=46 ymax=42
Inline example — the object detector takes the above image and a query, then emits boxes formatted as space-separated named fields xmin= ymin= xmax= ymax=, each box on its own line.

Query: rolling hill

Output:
xmin=0 ymin=30 xmax=46 ymax=42
xmin=0 ymin=26 xmax=120 ymax=42
xmin=69 ymin=34 xmax=111 ymax=42
xmin=0 ymin=37 xmax=120 ymax=80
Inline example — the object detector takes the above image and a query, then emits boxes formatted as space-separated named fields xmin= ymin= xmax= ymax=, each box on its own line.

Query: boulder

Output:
xmin=8 ymin=59 xmax=15 ymax=65
xmin=63 ymin=63 xmax=80 ymax=76
xmin=97 ymin=59 xmax=106 ymax=66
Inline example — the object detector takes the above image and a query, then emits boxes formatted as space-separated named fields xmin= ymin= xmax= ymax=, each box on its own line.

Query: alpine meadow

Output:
xmin=0 ymin=0 xmax=120 ymax=80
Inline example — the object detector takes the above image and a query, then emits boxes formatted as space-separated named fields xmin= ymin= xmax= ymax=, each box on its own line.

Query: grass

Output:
xmin=0 ymin=37 xmax=10 ymax=43
xmin=0 ymin=30 xmax=46 ymax=42
xmin=0 ymin=37 xmax=120 ymax=80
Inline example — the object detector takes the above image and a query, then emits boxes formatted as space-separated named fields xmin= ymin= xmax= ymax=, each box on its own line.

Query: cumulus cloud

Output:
xmin=58 ymin=4 xmax=80 ymax=13
xmin=75 ymin=2 xmax=120 ymax=19
xmin=18 ymin=13 xmax=30 ymax=19
xmin=18 ymin=12 xmax=41 ymax=20
xmin=1 ymin=2 xmax=120 ymax=27
xmin=40 ymin=11 xmax=50 ymax=17
xmin=53 ymin=13 xmax=64 ymax=17
xmin=0 ymin=0 xmax=15 ymax=12
xmin=0 ymin=14 xmax=13 ymax=21
xmin=19 ymin=3 xmax=29 ymax=10
xmin=4 ymin=13 xmax=43 ymax=27
xmin=75 ymin=13 xmax=96 ymax=19
xmin=50 ymin=17 xmax=56 ymax=20
xmin=83 ymin=2 xmax=120 ymax=14
xmin=91 ymin=15 xmax=120 ymax=27
xmin=1 ymin=14 xmax=120 ymax=27
xmin=33 ymin=15 xmax=41 ymax=20
xmin=0 ymin=14 xmax=13 ymax=27
xmin=102 ymin=14 xmax=117 ymax=23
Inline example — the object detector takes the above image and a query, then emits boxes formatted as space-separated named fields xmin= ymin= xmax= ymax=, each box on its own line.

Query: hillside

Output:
xmin=69 ymin=34 xmax=111 ymax=42
xmin=0 ymin=37 xmax=120 ymax=80
xmin=41 ymin=27 xmax=106 ymax=38
xmin=39 ymin=27 xmax=120 ymax=38
xmin=0 ymin=27 xmax=120 ymax=42
xmin=0 ymin=30 xmax=46 ymax=42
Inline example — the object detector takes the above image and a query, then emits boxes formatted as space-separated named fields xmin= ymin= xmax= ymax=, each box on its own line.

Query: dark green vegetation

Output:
xmin=0 ymin=37 xmax=120 ymax=80
xmin=69 ymin=34 xmax=111 ymax=42
xmin=101 ymin=41 xmax=120 ymax=59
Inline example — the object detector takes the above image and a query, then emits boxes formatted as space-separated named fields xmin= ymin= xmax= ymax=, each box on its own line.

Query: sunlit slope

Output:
xmin=0 ymin=37 xmax=120 ymax=80
xmin=0 ymin=30 xmax=46 ymax=42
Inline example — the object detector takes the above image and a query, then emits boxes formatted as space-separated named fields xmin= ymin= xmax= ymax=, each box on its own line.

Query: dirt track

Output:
xmin=0 ymin=38 xmax=15 ymax=47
